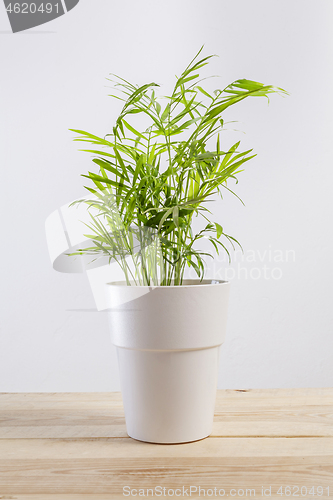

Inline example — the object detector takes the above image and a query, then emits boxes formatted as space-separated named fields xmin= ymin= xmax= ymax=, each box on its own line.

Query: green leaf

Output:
xmin=158 ymin=207 xmax=173 ymax=232
xmin=215 ymin=222 xmax=223 ymax=239
xmin=92 ymin=159 xmax=128 ymax=181
xmin=122 ymin=119 xmax=147 ymax=141
xmin=161 ymin=103 xmax=170 ymax=122
xmin=132 ymin=154 xmax=144 ymax=186
xmin=195 ymin=85 xmax=213 ymax=99
xmin=82 ymin=173 xmax=129 ymax=192
xmin=113 ymin=148 xmax=130 ymax=182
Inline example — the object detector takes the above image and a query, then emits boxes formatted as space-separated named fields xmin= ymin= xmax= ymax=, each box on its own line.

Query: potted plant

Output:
xmin=65 ymin=48 xmax=285 ymax=443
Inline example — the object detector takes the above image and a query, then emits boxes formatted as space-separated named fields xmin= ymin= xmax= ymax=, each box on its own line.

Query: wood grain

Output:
xmin=0 ymin=389 xmax=332 ymax=497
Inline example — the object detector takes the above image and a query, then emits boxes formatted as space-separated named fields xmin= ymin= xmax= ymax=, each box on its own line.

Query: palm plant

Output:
xmin=70 ymin=47 xmax=286 ymax=286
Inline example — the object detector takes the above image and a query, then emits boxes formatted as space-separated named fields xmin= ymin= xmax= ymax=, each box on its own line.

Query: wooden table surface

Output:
xmin=0 ymin=388 xmax=332 ymax=499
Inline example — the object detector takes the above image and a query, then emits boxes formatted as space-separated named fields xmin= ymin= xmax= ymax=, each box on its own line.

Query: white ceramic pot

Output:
xmin=106 ymin=279 xmax=230 ymax=444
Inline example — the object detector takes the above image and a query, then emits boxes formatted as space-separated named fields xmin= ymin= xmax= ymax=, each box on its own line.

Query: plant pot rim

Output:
xmin=106 ymin=279 xmax=229 ymax=289
xmin=107 ymin=278 xmax=230 ymax=350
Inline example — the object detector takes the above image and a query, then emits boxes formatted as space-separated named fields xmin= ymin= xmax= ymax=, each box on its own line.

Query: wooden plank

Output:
xmin=1 ymin=389 xmax=333 ymax=440
xmin=0 ymin=457 xmax=332 ymax=496
xmin=1 ymin=388 xmax=332 ymax=410
xmin=1 ymin=436 xmax=333 ymax=458
xmin=1 ymin=406 xmax=333 ymax=438
xmin=0 ymin=392 xmax=124 ymax=411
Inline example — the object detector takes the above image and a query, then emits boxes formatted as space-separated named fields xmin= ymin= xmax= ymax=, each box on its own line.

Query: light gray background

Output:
xmin=1 ymin=0 xmax=332 ymax=392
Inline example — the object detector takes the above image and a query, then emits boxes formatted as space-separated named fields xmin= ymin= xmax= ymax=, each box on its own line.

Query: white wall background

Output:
xmin=1 ymin=0 xmax=332 ymax=392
